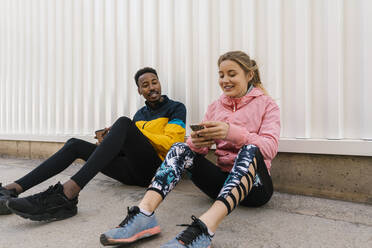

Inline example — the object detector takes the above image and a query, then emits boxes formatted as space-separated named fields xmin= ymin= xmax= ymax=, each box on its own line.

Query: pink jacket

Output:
xmin=186 ymin=87 xmax=280 ymax=172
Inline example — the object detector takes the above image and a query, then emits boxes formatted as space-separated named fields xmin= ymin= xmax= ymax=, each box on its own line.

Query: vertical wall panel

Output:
xmin=46 ymin=0 xmax=56 ymax=135
xmin=294 ymin=0 xmax=311 ymax=138
xmin=17 ymin=0 xmax=25 ymax=134
xmin=24 ymin=0 xmax=32 ymax=134
xmin=281 ymin=0 xmax=296 ymax=138
xmin=0 ymin=0 xmax=371 ymax=155
xmin=326 ymin=0 xmax=344 ymax=139
xmin=128 ymin=0 xmax=143 ymax=116
xmin=158 ymin=0 xmax=174 ymax=97
xmin=82 ymin=0 xmax=93 ymax=134
xmin=343 ymin=0 xmax=361 ymax=139
xmin=104 ymin=0 xmax=116 ymax=125
xmin=72 ymin=0 xmax=83 ymax=134
xmin=266 ymin=0 xmax=282 ymax=119
xmin=115 ymin=0 xmax=130 ymax=119
xmin=3 ymin=0 xmax=10 ymax=133
xmin=63 ymin=0 xmax=72 ymax=134
xmin=361 ymin=0 xmax=372 ymax=140
xmin=39 ymin=0 xmax=47 ymax=134
xmin=0 ymin=0 xmax=4 ymax=132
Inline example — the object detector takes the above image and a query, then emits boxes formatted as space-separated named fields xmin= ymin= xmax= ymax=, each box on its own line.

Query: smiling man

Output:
xmin=133 ymin=67 xmax=187 ymax=160
xmin=1 ymin=67 xmax=186 ymax=222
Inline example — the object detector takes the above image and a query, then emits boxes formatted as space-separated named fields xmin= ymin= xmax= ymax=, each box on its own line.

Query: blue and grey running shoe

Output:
xmin=100 ymin=206 xmax=161 ymax=246
xmin=161 ymin=215 xmax=212 ymax=248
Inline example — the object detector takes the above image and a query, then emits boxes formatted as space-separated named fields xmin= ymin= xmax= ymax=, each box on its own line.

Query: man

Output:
xmin=0 ymin=67 xmax=186 ymax=221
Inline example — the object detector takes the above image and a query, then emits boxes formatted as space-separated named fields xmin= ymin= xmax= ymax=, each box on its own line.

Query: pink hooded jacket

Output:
xmin=186 ymin=87 xmax=280 ymax=172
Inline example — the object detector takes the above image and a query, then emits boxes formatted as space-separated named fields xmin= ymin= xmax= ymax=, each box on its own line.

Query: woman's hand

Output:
xmin=190 ymin=121 xmax=229 ymax=148
xmin=198 ymin=121 xmax=229 ymax=140
xmin=190 ymin=130 xmax=215 ymax=148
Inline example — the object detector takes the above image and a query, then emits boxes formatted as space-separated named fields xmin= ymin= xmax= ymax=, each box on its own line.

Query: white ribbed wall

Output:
xmin=1 ymin=0 xmax=371 ymax=156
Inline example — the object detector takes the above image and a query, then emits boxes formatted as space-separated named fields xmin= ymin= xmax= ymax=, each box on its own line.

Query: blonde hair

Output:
xmin=217 ymin=51 xmax=268 ymax=95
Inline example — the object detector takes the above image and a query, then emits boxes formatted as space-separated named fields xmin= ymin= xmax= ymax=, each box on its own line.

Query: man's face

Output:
xmin=137 ymin=72 xmax=162 ymax=103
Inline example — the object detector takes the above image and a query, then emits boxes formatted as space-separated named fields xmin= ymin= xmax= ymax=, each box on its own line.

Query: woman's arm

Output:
xmin=225 ymin=101 xmax=280 ymax=160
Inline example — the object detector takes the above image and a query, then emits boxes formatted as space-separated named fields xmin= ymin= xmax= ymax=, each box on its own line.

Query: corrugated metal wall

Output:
xmin=1 ymin=0 xmax=371 ymax=155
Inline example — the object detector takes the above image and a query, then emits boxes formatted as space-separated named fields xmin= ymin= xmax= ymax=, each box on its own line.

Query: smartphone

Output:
xmin=190 ymin=124 xmax=205 ymax=132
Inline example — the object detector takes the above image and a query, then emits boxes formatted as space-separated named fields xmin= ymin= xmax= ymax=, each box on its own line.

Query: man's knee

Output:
xmin=114 ymin=116 xmax=132 ymax=128
xmin=65 ymin=138 xmax=84 ymax=147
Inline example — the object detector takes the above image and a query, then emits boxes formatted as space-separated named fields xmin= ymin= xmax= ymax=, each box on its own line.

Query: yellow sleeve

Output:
xmin=139 ymin=122 xmax=186 ymax=160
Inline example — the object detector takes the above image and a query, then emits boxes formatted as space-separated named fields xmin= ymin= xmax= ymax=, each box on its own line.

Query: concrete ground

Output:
xmin=0 ymin=157 xmax=371 ymax=248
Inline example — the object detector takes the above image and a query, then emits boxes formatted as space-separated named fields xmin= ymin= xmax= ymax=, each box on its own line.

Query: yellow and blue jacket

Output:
xmin=133 ymin=95 xmax=186 ymax=160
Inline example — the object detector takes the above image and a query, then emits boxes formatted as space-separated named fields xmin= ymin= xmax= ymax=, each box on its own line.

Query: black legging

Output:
xmin=15 ymin=117 xmax=162 ymax=191
xmin=189 ymin=149 xmax=273 ymax=207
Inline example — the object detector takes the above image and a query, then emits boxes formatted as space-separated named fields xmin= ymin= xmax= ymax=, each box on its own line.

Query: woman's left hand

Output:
xmin=197 ymin=121 xmax=229 ymax=140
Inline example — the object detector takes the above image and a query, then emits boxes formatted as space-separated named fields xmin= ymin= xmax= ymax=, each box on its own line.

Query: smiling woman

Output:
xmin=217 ymin=51 xmax=267 ymax=97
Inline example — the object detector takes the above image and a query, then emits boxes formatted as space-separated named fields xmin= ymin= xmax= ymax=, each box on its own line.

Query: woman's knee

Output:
xmin=164 ymin=142 xmax=195 ymax=169
xmin=239 ymin=144 xmax=258 ymax=155
xmin=170 ymin=142 xmax=189 ymax=150
xmin=169 ymin=142 xmax=194 ymax=157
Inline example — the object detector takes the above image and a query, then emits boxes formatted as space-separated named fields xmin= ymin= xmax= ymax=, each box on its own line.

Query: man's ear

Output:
xmin=137 ymin=87 xmax=141 ymax=95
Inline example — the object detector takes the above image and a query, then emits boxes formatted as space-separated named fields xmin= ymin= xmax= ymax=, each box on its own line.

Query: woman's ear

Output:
xmin=247 ymin=71 xmax=254 ymax=82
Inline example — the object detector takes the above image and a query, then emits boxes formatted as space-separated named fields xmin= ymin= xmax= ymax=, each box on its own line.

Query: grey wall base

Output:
xmin=1 ymin=140 xmax=372 ymax=205
xmin=270 ymin=153 xmax=372 ymax=205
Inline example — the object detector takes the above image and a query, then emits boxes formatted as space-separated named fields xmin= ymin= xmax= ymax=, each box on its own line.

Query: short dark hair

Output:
xmin=134 ymin=67 xmax=158 ymax=86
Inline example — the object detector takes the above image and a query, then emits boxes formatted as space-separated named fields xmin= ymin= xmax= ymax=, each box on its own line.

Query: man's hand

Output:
xmin=94 ymin=127 xmax=110 ymax=145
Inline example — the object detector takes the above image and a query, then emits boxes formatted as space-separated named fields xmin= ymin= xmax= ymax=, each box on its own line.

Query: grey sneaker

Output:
xmin=100 ymin=206 xmax=161 ymax=246
xmin=160 ymin=216 xmax=212 ymax=248
xmin=0 ymin=183 xmax=18 ymax=215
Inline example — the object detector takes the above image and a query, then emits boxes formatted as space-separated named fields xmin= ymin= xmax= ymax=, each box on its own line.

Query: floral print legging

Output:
xmin=148 ymin=142 xmax=262 ymax=214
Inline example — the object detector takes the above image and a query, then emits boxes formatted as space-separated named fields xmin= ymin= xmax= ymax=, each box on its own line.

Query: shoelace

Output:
xmin=28 ymin=185 xmax=57 ymax=205
xmin=176 ymin=216 xmax=209 ymax=245
xmin=118 ymin=207 xmax=140 ymax=227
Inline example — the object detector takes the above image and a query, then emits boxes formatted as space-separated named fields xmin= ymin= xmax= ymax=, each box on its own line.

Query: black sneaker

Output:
xmin=160 ymin=216 xmax=213 ymax=248
xmin=0 ymin=183 xmax=19 ymax=215
xmin=6 ymin=182 xmax=78 ymax=221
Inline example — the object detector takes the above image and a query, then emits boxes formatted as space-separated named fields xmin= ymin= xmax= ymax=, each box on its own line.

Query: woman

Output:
xmin=100 ymin=51 xmax=280 ymax=248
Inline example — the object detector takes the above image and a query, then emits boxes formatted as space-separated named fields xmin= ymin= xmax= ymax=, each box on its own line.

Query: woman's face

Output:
xmin=218 ymin=60 xmax=253 ymax=98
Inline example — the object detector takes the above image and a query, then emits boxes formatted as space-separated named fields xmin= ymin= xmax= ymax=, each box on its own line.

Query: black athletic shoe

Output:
xmin=6 ymin=182 xmax=78 ymax=221
xmin=0 ymin=183 xmax=18 ymax=215
xmin=160 ymin=216 xmax=213 ymax=248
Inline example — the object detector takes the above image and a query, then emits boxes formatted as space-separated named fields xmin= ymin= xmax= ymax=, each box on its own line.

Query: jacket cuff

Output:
xmin=186 ymin=137 xmax=208 ymax=154
xmin=225 ymin=123 xmax=247 ymax=146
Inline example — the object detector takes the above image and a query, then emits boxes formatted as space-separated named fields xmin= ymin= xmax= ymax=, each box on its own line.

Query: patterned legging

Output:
xmin=148 ymin=142 xmax=260 ymax=214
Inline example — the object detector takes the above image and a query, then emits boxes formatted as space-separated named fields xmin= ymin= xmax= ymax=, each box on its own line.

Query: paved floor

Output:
xmin=0 ymin=157 xmax=371 ymax=248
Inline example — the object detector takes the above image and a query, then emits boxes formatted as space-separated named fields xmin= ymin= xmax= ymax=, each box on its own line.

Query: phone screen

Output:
xmin=190 ymin=125 xmax=204 ymax=131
